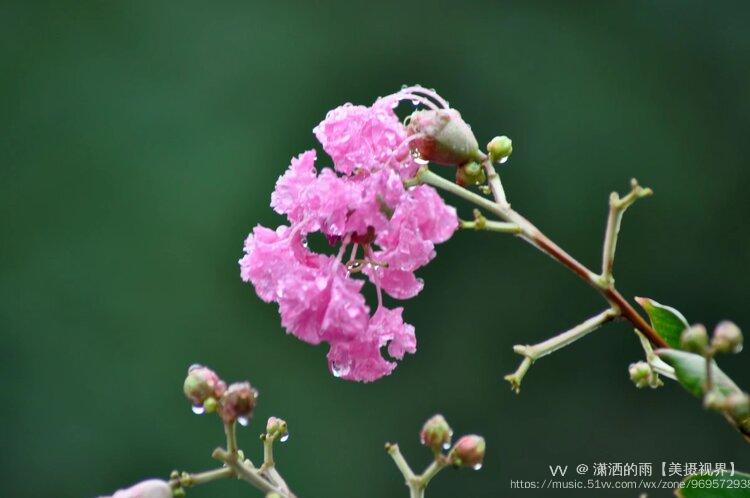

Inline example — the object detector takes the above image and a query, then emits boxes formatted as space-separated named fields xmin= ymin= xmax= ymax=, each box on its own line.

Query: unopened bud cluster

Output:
xmin=417 ymin=414 xmax=485 ymax=470
xmin=405 ymin=106 xmax=511 ymax=189
xmin=265 ymin=416 xmax=289 ymax=442
xmin=183 ymin=365 xmax=257 ymax=425
xmin=628 ymin=361 xmax=662 ymax=389
xmin=680 ymin=321 xmax=743 ymax=355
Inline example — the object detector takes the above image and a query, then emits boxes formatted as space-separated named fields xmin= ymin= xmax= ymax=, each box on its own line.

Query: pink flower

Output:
xmin=241 ymin=87 xmax=457 ymax=381
xmin=314 ymin=97 xmax=419 ymax=178
xmin=327 ymin=306 xmax=416 ymax=382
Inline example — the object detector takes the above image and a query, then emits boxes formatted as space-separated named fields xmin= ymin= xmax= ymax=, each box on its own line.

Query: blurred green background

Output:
xmin=3 ymin=1 xmax=750 ymax=497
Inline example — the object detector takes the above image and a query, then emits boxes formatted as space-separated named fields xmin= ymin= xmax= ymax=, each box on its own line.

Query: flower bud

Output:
xmin=628 ymin=361 xmax=662 ymax=389
xmin=183 ymin=365 xmax=226 ymax=408
xmin=105 ymin=479 xmax=172 ymax=498
xmin=725 ymin=392 xmax=750 ymax=420
xmin=406 ymin=109 xmax=480 ymax=166
xmin=420 ymin=414 xmax=453 ymax=452
xmin=487 ymin=136 xmax=513 ymax=163
xmin=712 ymin=321 xmax=743 ymax=354
xmin=455 ymin=161 xmax=486 ymax=187
xmin=220 ymin=381 xmax=257 ymax=425
xmin=266 ymin=416 xmax=288 ymax=438
xmin=680 ymin=324 xmax=709 ymax=354
xmin=449 ymin=435 xmax=485 ymax=469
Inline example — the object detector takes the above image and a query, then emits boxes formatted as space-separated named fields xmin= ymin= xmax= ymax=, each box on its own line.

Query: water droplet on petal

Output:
xmin=237 ymin=416 xmax=249 ymax=427
xmin=280 ymin=433 xmax=290 ymax=443
xmin=331 ymin=362 xmax=350 ymax=378
xmin=188 ymin=363 xmax=203 ymax=372
xmin=472 ymin=464 xmax=483 ymax=471
xmin=191 ymin=404 xmax=205 ymax=415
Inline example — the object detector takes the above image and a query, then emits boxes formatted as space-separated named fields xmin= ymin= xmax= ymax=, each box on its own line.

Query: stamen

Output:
xmin=336 ymin=235 xmax=351 ymax=261
xmin=348 ymin=243 xmax=359 ymax=263
xmin=395 ymin=92 xmax=439 ymax=110
xmin=398 ymin=85 xmax=449 ymax=109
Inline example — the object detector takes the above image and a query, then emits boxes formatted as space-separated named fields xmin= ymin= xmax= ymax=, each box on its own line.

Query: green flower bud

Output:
xmin=455 ymin=161 xmax=486 ymax=187
xmin=450 ymin=435 xmax=486 ymax=469
xmin=681 ymin=324 xmax=709 ymax=354
xmin=487 ymin=136 xmax=512 ymax=163
xmin=406 ymin=109 xmax=480 ymax=166
xmin=419 ymin=414 xmax=453 ymax=453
xmin=712 ymin=321 xmax=743 ymax=354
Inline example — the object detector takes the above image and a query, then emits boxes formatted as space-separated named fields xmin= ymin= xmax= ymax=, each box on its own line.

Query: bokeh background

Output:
xmin=3 ymin=1 xmax=750 ymax=497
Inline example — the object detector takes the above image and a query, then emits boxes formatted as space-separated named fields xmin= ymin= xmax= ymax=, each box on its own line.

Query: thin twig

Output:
xmin=506 ymin=309 xmax=617 ymax=392
xmin=413 ymin=167 xmax=667 ymax=350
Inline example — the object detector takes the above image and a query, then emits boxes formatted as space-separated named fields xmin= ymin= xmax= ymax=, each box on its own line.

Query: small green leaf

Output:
xmin=657 ymin=349 xmax=741 ymax=398
xmin=635 ymin=297 xmax=689 ymax=349
xmin=677 ymin=471 xmax=750 ymax=498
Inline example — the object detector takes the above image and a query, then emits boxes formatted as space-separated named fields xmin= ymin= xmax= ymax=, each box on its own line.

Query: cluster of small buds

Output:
xmin=265 ymin=416 xmax=290 ymax=442
xmin=680 ymin=321 xmax=743 ymax=356
xmin=183 ymin=365 xmax=257 ymax=426
xmin=417 ymin=414 xmax=485 ymax=470
xmin=183 ymin=364 xmax=226 ymax=414
xmin=628 ymin=361 xmax=663 ymax=389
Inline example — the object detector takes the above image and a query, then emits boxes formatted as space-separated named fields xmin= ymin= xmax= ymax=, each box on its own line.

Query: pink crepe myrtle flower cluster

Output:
xmin=240 ymin=87 xmax=458 ymax=382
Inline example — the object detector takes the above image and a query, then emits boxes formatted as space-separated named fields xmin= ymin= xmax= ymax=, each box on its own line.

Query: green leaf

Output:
xmin=657 ymin=349 xmax=741 ymax=398
xmin=635 ymin=297 xmax=689 ymax=349
xmin=677 ymin=471 xmax=750 ymax=498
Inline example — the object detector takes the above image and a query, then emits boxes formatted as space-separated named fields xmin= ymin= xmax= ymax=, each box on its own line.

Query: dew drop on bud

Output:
xmin=499 ymin=156 xmax=509 ymax=164
xmin=280 ymin=433 xmax=290 ymax=443
xmin=237 ymin=416 xmax=249 ymax=427
xmin=191 ymin=404 xmax=205 ymax=415
xmin=188 ymin=363 xmax=203 ymax=372
xmin=442 ymin=442 xmax=451 ymax=450
xmin=473 ymin=463 xmax=483 ymax=471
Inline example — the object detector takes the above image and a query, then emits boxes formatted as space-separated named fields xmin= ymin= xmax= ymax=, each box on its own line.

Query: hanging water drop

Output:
xmin=499 ymin=156 xmax=509 ymax=164
xmin=442 ymin=442 xmax=451 ymax=450
xmin=191 ymin=404 xmax=205 ymax=415
xmin=280 ymin=433 xmax=290 ymax=443
xmin=331 ymin=362 xmax=350 ymax=378
xmin=472 ymin=463 xmax=483 ymax=470
xmin=237 ymin=416 xmax=249 ymax=427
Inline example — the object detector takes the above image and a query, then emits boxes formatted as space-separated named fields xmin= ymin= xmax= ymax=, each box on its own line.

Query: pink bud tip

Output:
xmin=450 ymin=435 xmax=486 ymax=469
